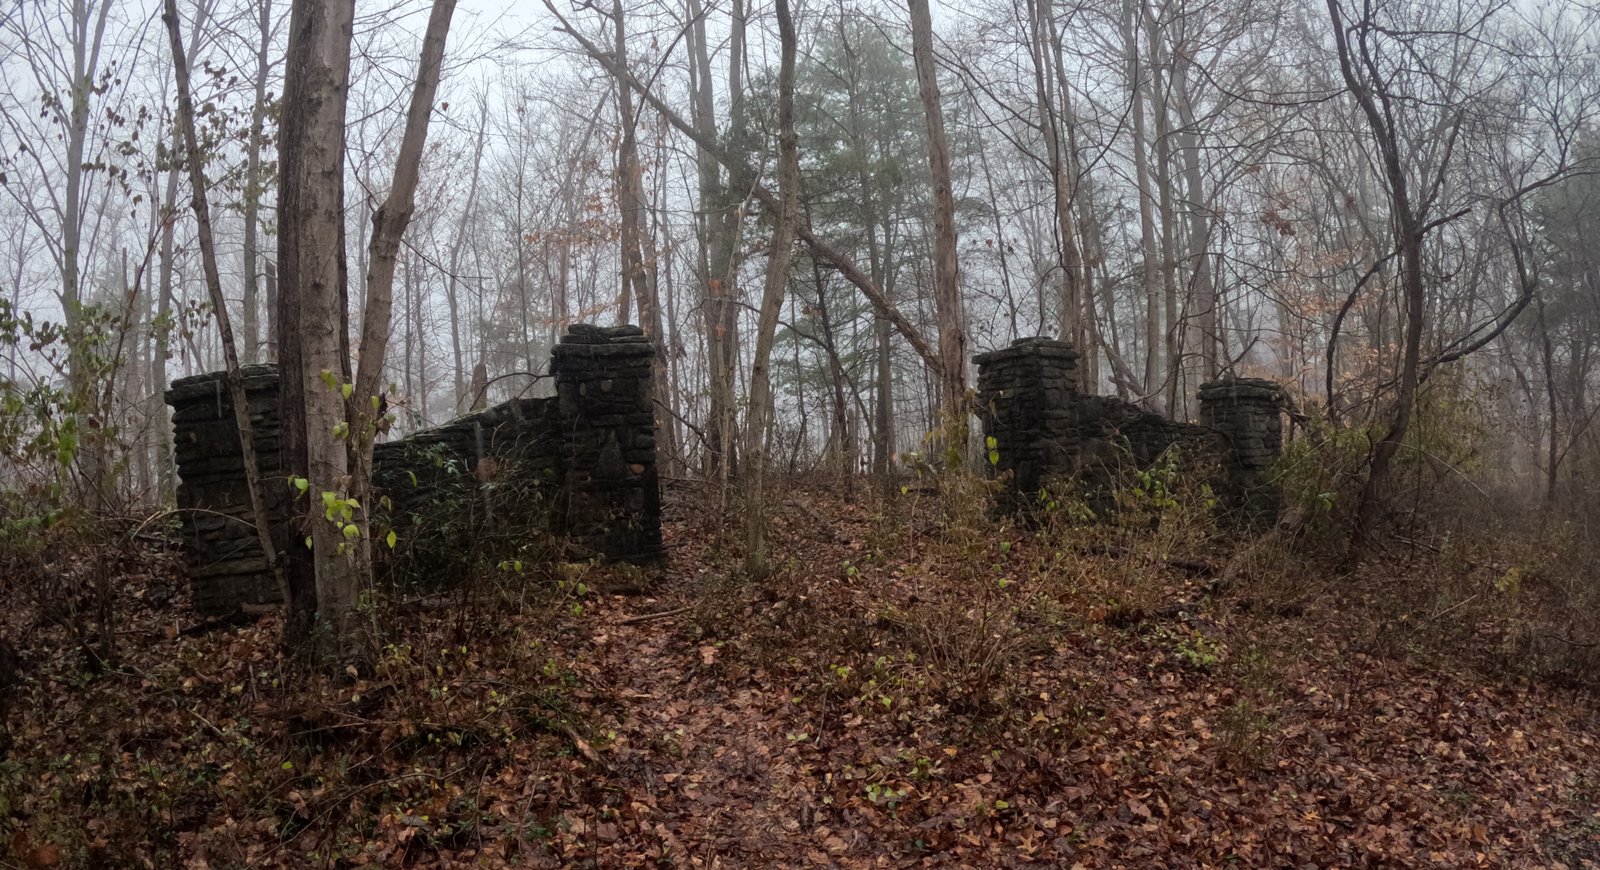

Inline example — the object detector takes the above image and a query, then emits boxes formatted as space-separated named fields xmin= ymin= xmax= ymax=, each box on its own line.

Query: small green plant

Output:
xmin=1128 ymin=448 xmax=1182 ymax=512
xmin=865 ymin=782 xmax=908 ymax=809
xmin=1176 ymin=632 xmax=1222 ymax=670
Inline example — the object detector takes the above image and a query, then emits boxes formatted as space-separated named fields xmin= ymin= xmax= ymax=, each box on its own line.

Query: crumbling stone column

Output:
xmin=1198 ymin=377 xmax=1285 ymax=526
xmin=164 ymin=365 xmax=288 ymax=616
xmin=551 ymin=324 xmax=663 ymax=562
xmin=974 ymin=337 xmax=1080 ymax=513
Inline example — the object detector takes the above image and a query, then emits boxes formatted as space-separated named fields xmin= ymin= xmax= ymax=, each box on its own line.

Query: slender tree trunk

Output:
xmin=61 ymin=0 xmax=116 ymax=510
xmin=134 ymin=239 xmax=155 ymax=499
xmin=685 ymin=0 xmax=737 ymax=484
xmin=1329 ymin=0 xmax=1425 ymax=555
xmin=1537 ymin=295 xmax=1558 ymax=507
xmin=1049 ymin=7 xmax=1121 ymax=392
xmin=807 ymin=197 xmax=854 ymax=497
xmin=650 ymin=119 xmax=685 ymax=474
xmin=1146 ymin=2 xmax=1181 ymax=414
xmin=410 ymin=251 xmax=429 ymax=419
xmin=349 ymin=0 xmax=457 ymax=604
xmin=1030 ymin=0 xmax=1085 ymax=381
xmin=239 ymin=0 xmax=272 ymax=364
xmin=717 ymin=0 xmax=748 ymax=484
xmin=610 ymin=0 xmax=676 ymax=473
xmin=445 ymin=96 xmax=487 ymax=410
xmin=163 ymin=0 xmax=286 ymax=606
xmin=278 ymin=0 xmax=358 ymax=659
xmin=744 ymin=0 xmax=798 ymax=573
xmin=1125 ymin=0 xmax=1162 ymax=406
xmin=153 ymin=136 xmax=181 ymax=502
xmin=513 ymin=171 xmax=533 ymax=378
xmin=1172 ymin=52 xmax=1217 ymax=379
xmin=837 ymin=18 xmax=896 ymax=475
xmin=908 ymin=0 xmax=968 ymax=455
xmin=264 ymin=257 xmax=279 ymax=358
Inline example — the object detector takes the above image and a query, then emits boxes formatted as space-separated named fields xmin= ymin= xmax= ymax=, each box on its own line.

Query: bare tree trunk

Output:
xmin=349 ymin=0 xmax=457 ymax=610
xmin=132 ymin=242 xmax=155 ymax=499
xmin=445 ymin=95 xmax=488 ymax=411
xmin=239 ymin=0 xmax=272 ymax=365
xmin=1146 ymin=3 xmax=1182 ymax=415
xmin=153 ymin=135 xmax=181 ymax=502
xmin=1029 ymin=0 xmax=1084 ymax=382
xmin=403 ymin=247 xmax=422 ymax=419
xmin=650 ymin=119 xmax=685 ymax=474
xmin=908 ymin=0 xmax=968 ymax=455
xmin=264 ymin=257 xmax=279 ymax=358
xmin=1125 ymin=0 xmax=1162 ymax=406
xmin=1537 ymin=295 xmax=1558 ymax=507
xmin=162 ymin=0 xmax=286 ymax=607
xmin=61 ymin=0 xmax=116 ymax=510
xmin=686 ymin=0 xmax=725 ymax=483
xmin=278 ymin=0 xmax=357 ymax=660
xmin=744 ymin=0 xmax=798 ymax=573
xmin=1328 ymin=0 xmax=1425 ymax=555
xmin=609 ymin=0 xmax=677 ymax=475
xmin=1171 ymin=51 xmax=1217 ymax=379
xmin=713 ymin=0 xmax=748 ymax=485
xmin=806 ymin=197 xmax=855 ymax=497
xmin=513 ymin=169 xmax=532 ymax=378
xmin=836 ymin=18 xmax=896 ymax=475
xmin=1049 ymin=8 xmax=1122 ymax=393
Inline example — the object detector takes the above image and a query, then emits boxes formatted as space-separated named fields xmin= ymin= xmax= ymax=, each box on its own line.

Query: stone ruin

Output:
xmin=165 ymin=324 xmax=662 ymax=616
xmin=974 ymin=338 xmax=1284 ymax=524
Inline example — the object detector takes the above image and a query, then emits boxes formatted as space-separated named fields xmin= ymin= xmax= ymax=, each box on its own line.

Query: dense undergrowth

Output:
xmin=1 ymin=466 xmax=1598 ymax=867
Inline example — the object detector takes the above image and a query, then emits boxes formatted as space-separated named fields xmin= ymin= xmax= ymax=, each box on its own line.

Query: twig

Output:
xmin=618 ymin=606 xmax=691 ymax=625
xmin=1541 ymin=634 xmax=1599 ymax=649
xmin=1424 ymin=593 xmax=1479 ymax=625
xmin=184 ymin=706 xmax=228 ymax=740
xmin=561 ymin=723 xmax=602 ymax=765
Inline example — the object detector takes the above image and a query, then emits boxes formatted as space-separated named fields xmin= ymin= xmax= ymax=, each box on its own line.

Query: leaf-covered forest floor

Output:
xmin=4 ymin=481 xmax=1599 ymax=868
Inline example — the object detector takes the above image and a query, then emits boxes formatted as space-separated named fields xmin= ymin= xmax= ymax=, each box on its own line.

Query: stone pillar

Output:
xmin=164 ymin=365 xmax=287 ymax=616
xmin=1198 ymin=377 xmax=1285 ymax=526
xmin=974 ymin=338 xmax=1080 ymax=512
xmin=551 ymin=324 xmax=663 ymax=562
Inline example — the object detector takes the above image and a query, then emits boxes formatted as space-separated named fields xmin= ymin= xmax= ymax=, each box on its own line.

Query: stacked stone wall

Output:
xmin=975 ymin=337 xmax=1284 ymax=523
xmin=166 ymin=325 xmax=662 ymax=616
xmin=166 ymin=365 xmax=291 ymax=615
xmin=371 ymin=396 xmax=564 ymax=589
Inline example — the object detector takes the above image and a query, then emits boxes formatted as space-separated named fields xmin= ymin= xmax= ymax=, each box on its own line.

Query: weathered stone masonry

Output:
xmin=164 ymin=364 xmax=290 ymax=615
xmin=974 ymin=337 xmax=1284 ymax=524
xmin=552 ymin=324 xmax=662 ymax=563
xmin=165 ymin=324 xmax=663 ymax=616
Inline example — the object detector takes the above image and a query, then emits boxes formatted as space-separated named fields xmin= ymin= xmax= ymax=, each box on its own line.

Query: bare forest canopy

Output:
xmin=0 ymin=0 xmax=1594 ymax=505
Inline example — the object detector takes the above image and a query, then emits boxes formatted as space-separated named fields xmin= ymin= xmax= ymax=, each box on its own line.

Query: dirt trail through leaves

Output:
xmin=540 ymin=488 xmax=1600 ymax=867
xmin=557 ymin=497 xmax=877 ymax=866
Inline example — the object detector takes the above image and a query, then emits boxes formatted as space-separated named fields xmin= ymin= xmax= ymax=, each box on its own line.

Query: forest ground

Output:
xmin=3 ymin=480 xmax=1599 ymax=868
